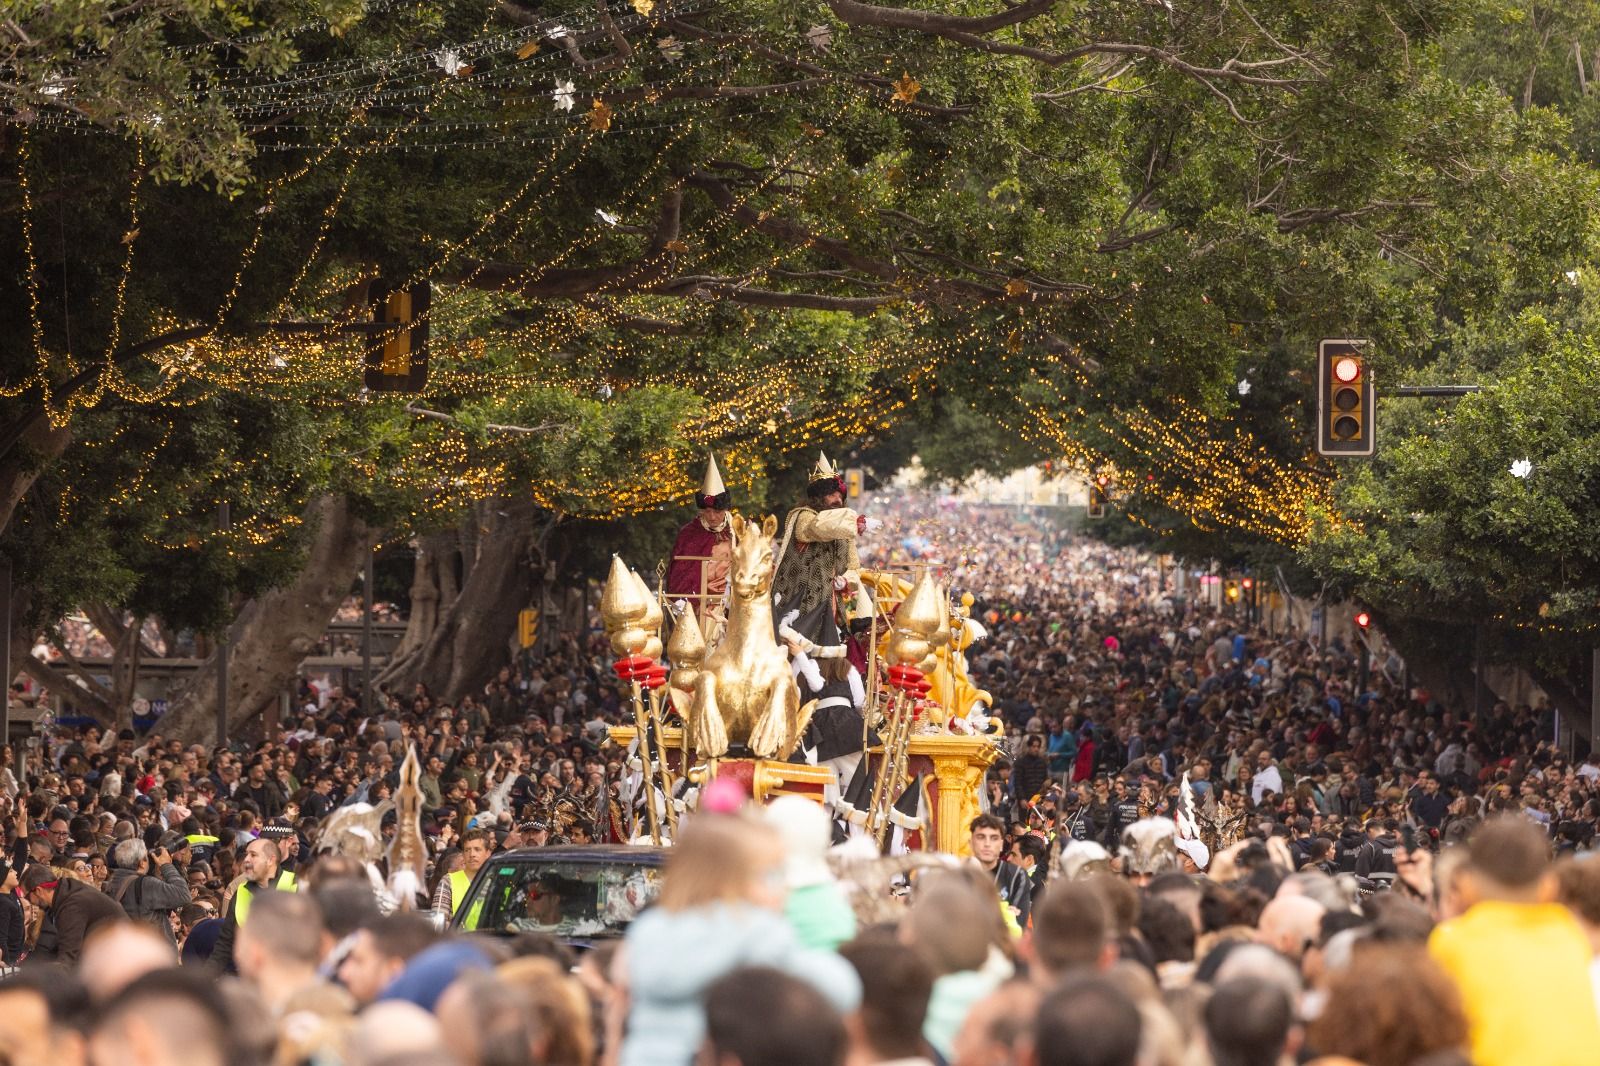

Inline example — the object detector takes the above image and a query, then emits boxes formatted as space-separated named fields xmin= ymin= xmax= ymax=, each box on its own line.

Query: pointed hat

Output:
xmin=696 ymin=452 xmax=730 ymax=509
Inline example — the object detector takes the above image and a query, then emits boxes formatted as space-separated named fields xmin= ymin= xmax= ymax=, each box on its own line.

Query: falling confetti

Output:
xmin=1510 ymin=459 xmax=1533 ymax=479
xmin=516 ymin=40 xmax=540 ymax=60
xmin=596 ymin=209 xmax=619 ymax=226
xmin=1237 ymin=379 xmax=1252 ymax=396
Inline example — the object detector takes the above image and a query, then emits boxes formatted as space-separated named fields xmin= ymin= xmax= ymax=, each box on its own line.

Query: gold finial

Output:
xmin=888 ymin=566 xmax=943 ymax=666
xmin=601 ymin=556 xmax=653 ymax=656
xmin=631 ymin=567 xmax=664 ymax=660
xmin=667 ymin=600 xmax=707 ymax=665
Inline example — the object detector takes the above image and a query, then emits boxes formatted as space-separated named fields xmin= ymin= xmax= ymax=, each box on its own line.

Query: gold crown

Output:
xmin=809 ymin=451 xmax=838 ymax=482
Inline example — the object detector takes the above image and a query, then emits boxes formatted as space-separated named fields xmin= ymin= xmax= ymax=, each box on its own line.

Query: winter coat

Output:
xmin=0 ymin=891 xmax=24 ymax=963
xmin=105 ymin=862 xmax=193 ymax=944
xmin=47 ymin=877 xmax=126 ymax=965
xmin=621 ymin=902 xmax=861 ymax=1066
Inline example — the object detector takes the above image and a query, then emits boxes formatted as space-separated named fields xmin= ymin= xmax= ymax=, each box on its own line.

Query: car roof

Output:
xmin=490 ymin=844 xmax=670 ymax=865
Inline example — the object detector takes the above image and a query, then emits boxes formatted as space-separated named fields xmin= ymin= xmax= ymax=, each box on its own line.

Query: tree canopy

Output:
xmin=4 ymin=0 xmax=1599 ymax=731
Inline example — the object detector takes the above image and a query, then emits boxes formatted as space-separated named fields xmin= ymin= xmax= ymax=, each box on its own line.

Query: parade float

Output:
xmin=604 ymin=511 xmax=1000 ymax=855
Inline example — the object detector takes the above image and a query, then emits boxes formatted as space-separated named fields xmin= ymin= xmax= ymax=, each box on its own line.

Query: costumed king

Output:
xmin=666 ymin=452 xmax=734 ymax=632
xmin=771 ymin=452 xmax=879 ymax=649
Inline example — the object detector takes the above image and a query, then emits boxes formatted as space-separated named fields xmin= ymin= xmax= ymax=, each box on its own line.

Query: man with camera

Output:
xmin=105 ymin=835 xmax=194 ymax=945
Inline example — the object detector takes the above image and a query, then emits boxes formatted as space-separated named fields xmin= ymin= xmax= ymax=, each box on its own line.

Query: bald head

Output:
xmin=1255 ymin=895 xmax=1325 ymax=960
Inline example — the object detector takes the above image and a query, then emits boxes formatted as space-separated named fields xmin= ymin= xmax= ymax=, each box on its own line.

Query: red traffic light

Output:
xmin=1333 ymin=356 xmax=1362 ymax=383
xmin=1241 ymin=577 xmax=1254 ymax=589
xmin=1354 ymin=610 xmax=1371 ymax=630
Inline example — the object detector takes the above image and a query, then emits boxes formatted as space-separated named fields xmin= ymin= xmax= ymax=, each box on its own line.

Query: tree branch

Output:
xmin=403 ymin=404 xmax=570 ymax=436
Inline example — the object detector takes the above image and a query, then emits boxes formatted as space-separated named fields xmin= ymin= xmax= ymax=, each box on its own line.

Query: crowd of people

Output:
xmin=1 ymin=490 xmax=1599 ymax=1066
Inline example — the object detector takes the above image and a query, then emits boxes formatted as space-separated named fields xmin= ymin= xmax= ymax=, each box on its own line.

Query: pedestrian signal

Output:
xmin=1354 ymin=609 xmax=1371 ymax=631
xmin=518 ymin=608 xmax=540 ymax=649
xmin=1316 ymin=339 xmax=1374 ymax=457
xmin=844 ymin=468 xmax=864 ymax=499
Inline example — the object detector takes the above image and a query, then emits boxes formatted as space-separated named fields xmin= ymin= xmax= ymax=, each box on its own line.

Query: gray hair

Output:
xmin=111 ymin=838 xmax=149 ymax=870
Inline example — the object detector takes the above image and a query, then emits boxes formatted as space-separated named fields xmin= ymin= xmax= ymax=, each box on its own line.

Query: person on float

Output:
xmin=666 ymin=452 xmax=734 ymax=632
xmin=771 ymin=452 xmax=880 ymax=647
xmin=781 ymin=601 xmax=875 ymax=826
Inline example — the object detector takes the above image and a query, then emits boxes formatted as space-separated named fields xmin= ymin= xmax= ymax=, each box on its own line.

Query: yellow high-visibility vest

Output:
xmin=447 ymin=869 xmax=484 ymax=930
xmin=234 ymin=870 xmax=297 ymax=926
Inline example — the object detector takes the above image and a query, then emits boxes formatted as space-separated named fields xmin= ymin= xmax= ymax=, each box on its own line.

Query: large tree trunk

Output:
xmin=159 ymin=494 xmax=380 ymax=745
xmin=385 ymin=532 xmax=456 ymax=667
xmin=0 ymin=421 xmax=71 ymax=538
xmin=377 ymin=499 xmax=535 ymax=700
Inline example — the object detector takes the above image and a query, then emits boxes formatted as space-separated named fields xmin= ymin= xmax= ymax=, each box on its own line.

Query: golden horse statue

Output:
xmin=690 ymin=514 xmax=815 ymax=759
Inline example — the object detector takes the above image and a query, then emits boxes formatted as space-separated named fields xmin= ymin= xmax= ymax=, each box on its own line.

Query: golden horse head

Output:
xmin=728 ymin=513 xmax=779 ymax=603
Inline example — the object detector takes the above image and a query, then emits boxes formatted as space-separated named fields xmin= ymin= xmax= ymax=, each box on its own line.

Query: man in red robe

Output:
xmin=666 ymin=453 xmax=733 ymax=622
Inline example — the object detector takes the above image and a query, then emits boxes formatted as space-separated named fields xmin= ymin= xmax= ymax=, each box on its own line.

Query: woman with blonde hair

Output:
xmin=613 ymin=812 xmax=860 ymax=1066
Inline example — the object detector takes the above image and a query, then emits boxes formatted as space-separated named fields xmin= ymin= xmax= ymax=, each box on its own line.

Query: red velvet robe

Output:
xmin=665 ymin=516 xmax=731 ymax=605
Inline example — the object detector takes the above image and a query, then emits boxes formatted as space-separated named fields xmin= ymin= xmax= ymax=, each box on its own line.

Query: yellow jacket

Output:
xmin=1428 ymin=900 xmax=1600 ymax=1066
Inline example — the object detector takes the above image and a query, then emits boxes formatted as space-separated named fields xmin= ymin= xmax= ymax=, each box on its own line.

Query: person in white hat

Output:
xmin=666 ymin=452 xmax=735 ymax=624
xmin=764 ymin=796 xmax=856 ymax=950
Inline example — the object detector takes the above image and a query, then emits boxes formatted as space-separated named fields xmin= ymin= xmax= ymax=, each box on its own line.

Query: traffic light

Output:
xmin=844 ymin=467 xmax=864 ymax=499
xmin=1316 ymin=339 xmax=1374 ymax=457
xmin=1241 ymin=577 xmax=1254 ymax=591
xmin=1224 ymin=579 xmax=1241 ymax=603
xmin=1087 ymin=476 xmax=1108 ymax=519
xmin=365 ymin=281 xmax=431 ymax=392
xmin=1354 ymin=609 xmax=1371 ymax=631
xmin=518 ymin=607 xmax=540 ymax=649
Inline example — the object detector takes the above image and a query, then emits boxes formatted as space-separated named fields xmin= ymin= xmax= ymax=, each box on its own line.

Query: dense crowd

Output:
xmin=1 ymin=491 xmax=1599 ymax=1066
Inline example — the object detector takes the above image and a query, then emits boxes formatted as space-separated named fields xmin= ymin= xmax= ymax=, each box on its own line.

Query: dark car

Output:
xmin=448 ymin=845 xmax=668 ymax=947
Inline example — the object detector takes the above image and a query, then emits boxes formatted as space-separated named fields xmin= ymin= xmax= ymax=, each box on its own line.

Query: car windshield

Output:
xmin=463 ymin=860 xmax=663 ymax=939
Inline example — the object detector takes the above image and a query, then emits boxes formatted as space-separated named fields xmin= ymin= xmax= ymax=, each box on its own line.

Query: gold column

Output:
xmin=906 ymin=733 xmax=1000 ymax=855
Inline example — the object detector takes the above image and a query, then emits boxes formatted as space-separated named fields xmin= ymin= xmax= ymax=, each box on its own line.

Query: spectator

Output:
xmin=702 ymin=966 xmax=848 ymax=1066
xmin=103 ymin=839 xmax=192 ymax=945
xmin=617 ymin=814 xmax=860 ymax=1066
xmin=338 ymin=913 xmax=440 ymax=1006
xmin=1427 ymin=818 xmax=1600 ymax=1066
xmin=1029 ymin=881 xmax=1113 ymax=985
xmin=1030 ymin=973 xmax=1141 ymax=1066
xmin=86 ymin=967 xmax=234 ymax=1066
xmin=1204 ymin=976 xmax=1297 ymax=1066
xmin=838 ymin=939 xmax=936 ymax=1066
xmin=1307 ymin=944 xmax=1469 ymax=1066
xmin=970 ymin=814 xmax=1032 ymax=930
xmin=21 ymin=863 xmax=124 ymax=966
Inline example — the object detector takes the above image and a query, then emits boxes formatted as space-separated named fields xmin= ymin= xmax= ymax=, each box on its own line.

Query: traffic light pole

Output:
xmin=1384 ymin=385 xmax=1484 ymax=397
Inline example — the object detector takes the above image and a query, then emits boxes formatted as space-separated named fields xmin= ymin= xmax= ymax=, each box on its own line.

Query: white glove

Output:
xmin=863 ymin=516 xmax=884 ymax=534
